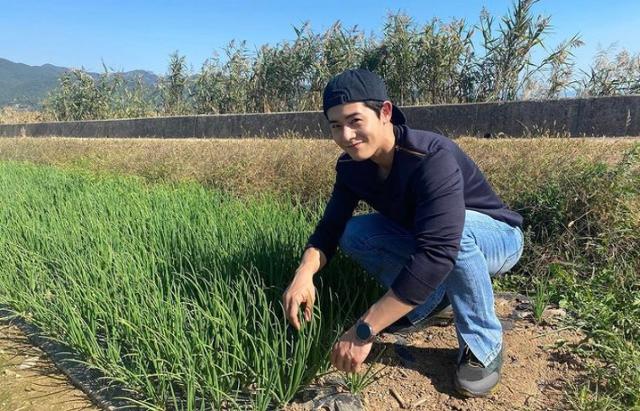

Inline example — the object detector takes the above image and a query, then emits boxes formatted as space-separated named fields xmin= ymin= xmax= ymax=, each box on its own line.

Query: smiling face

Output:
xmin=327 ymin=101 xmax=394 ymax=161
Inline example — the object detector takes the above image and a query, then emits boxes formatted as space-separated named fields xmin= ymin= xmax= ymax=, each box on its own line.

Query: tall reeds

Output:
xmin=39 ymin=0 xmax=629 ymax=122
xmin=43 ymin=64 xmax=156 ymax=121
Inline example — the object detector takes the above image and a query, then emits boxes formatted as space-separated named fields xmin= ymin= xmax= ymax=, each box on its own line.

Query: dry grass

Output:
xmin=0 ymin=107 xmax=48 ymax=125
xmin=0 ymin=137 xmax=341 ymax=201
xmin=0 ymin=136 xmax=636 ymax=202
xmin=458 ymin=137 xmax=638 ymax=201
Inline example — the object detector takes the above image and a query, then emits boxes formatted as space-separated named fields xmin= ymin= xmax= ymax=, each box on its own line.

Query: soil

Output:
xmin=0 ymin=324 xmax=98 ymax=411
xmin=288 ymin=295 xmax=586 ymax=411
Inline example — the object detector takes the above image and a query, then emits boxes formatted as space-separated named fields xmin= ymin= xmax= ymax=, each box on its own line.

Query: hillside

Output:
xmin=0 ymin=58 xmax=158 ymax=108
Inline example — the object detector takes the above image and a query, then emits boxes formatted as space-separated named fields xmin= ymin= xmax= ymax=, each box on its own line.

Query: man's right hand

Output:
xmin=282 ymin=272 xmax=316 ymax=331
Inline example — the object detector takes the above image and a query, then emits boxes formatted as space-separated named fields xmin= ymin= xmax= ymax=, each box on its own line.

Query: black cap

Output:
xmin=322 ymin=68 xmax=406 ymax=125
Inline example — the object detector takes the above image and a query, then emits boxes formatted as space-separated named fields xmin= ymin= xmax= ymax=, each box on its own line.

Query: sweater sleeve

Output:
xmin=305 ymin=174 xmax=359 ymax=263
xmin=391 ymin=149 xmax=466 ymax=305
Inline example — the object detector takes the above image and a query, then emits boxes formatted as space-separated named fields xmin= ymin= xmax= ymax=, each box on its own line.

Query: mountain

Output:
xmin=0 ymin=58 xmax=159 ymax=108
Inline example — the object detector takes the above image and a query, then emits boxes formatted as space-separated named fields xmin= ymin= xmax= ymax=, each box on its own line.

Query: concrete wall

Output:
xmin=404 ymin=96 xmax=640 ymax=138
xmin=1 ymin=95 xmax=639 ymax=139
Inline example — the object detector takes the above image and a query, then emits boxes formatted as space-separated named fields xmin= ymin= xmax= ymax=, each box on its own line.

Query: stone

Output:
xmin=310 ymin=393 xmax=364 ymax=411
xmin=540 ymin=308 xmax=567 ymax=326
xmin=17 ymin=356 xmax=39 ymax=370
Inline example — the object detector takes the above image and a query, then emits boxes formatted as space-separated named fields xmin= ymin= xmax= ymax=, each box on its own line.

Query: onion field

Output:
xmin=0 ymin=161 xmax=379 ymax=410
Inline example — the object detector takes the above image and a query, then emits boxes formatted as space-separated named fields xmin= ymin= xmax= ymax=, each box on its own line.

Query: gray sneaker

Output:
xmin=454 ymin=345 xmax=503 ymax=397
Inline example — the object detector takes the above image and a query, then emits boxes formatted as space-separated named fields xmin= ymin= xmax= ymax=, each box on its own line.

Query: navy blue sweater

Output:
xmin=306 ymin=125 xmax=523 ymax=305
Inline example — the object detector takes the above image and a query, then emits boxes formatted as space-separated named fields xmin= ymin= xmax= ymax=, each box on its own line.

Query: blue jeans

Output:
xmin=338 ymin=209 xmax=524 ymax=366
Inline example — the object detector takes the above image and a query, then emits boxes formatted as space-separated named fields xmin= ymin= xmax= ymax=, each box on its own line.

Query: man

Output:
xmin=282 ymin=69 xmax=524 ymax=397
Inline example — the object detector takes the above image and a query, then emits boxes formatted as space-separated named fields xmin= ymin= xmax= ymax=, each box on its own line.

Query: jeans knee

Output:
xmin=458 ymin=228 xmax=477 ymax=254
xmin=450 ymin=229 xmax=479 ymax=271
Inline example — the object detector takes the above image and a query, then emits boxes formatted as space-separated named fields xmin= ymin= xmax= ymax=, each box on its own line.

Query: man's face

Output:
xmin=327 ymin=101 xmax=391 ymax=161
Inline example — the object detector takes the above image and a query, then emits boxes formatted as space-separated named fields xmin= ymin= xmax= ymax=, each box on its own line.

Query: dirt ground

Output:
xmin=0 ymin=324 xmax=98 ymax=411
xmin=289 ymin=295 xmax=585 ymax=411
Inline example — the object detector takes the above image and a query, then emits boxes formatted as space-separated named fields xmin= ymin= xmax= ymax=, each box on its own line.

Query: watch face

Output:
xmin=356 ymin=322 xmax=372 ymax=341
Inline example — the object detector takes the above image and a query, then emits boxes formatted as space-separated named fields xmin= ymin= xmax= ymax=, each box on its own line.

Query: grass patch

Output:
xmin=342 ymin=346 xmax=389 ymax=395
xmin=496 ymin=143 xmax=639 ymax=409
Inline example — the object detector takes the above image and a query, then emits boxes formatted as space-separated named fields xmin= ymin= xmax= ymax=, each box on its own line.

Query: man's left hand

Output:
xmin=330 ymin=325 xmax=373 ymax=373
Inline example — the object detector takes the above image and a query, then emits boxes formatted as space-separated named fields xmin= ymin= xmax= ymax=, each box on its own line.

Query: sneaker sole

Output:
xmin=453 ymin=374 xmax=501 ymax=398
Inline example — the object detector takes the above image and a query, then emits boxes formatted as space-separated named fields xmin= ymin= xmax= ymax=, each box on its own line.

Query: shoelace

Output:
xmin=463 ymin=346 xmax=484 ymax=368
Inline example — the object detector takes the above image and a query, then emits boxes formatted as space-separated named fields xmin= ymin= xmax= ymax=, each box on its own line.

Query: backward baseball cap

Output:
xmin=322 ymin=68 xmax=407 ymax=125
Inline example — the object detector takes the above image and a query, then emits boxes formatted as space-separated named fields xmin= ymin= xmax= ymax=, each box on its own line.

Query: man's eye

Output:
xmin=331 ymin=124 xmax=342 ymax=129
xmin=351 ymin=119 xmax=362 ymax=125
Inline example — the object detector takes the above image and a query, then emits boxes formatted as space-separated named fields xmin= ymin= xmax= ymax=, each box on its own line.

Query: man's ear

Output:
xmin=381 ymin=101 xmax=393 ymax=122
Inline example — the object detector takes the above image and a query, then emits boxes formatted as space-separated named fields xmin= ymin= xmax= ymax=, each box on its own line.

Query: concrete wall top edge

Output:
xmin=400 ymin=94 xmax=640 ymax=110
xmin=3 ymin=95 xmax=637 ymax=127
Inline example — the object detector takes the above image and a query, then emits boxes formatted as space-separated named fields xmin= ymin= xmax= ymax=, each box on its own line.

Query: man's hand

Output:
xmin=331 ymin=325 xmax=373 ymax=374
xmin=282 ymin=272 xmax=316 ymax=331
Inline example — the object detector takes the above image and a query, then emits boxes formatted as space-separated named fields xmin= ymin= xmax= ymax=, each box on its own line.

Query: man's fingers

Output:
xmin=333 ymin=343 xmax=348 ymax=372
xmin=332 ymin=344 xmax=346 ymax=372
xmin=282 ymin=291 xmax=291 ymax=314
xmin=283 ymin=285 xmax=317 ymax=330
xmin=303 ymin=289 xmax=316 ymax=321
xmin=308 ymin=290 xmax=315 ymax=308
xmin=286 ymin=296 xmax=301 ymax=330
xmin=330 ymin=344 xmax=338 ymax=369
xmin=337 ymin=354 xmax=346 ymax=372
xmin=352 ymin=359 xmax=360 ymax=374
xmin=340 ymin=351 xmax=352 ymax=373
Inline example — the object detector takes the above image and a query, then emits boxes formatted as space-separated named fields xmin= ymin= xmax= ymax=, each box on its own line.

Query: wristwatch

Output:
xmin=355 ymin=320 xmax=376 ymax=343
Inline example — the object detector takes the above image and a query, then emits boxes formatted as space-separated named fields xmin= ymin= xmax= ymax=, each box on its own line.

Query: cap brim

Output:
xmin=392 ymin=105 xmax=406 ymax=125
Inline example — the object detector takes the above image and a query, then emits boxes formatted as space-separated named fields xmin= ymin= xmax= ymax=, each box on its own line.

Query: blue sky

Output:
xmin=2 ymin=0 xmax=639 ymax=75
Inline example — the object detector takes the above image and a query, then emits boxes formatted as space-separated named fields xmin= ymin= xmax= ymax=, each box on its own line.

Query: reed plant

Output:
xmin=577 ymin=47 xmax=640 ymax=97
xmin=43 ymin=65 xmax=157 ymax=121
xmin=160 ymin=52 xmax=191 ymax=115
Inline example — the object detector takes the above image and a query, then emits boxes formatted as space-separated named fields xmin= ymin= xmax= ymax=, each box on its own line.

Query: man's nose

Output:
xmin=340 ymin=125 xmax=356 ymax=142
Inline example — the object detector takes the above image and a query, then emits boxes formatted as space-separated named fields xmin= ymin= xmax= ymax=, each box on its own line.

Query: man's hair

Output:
xmin=362 ymin=100 xmax=384 ymax=118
